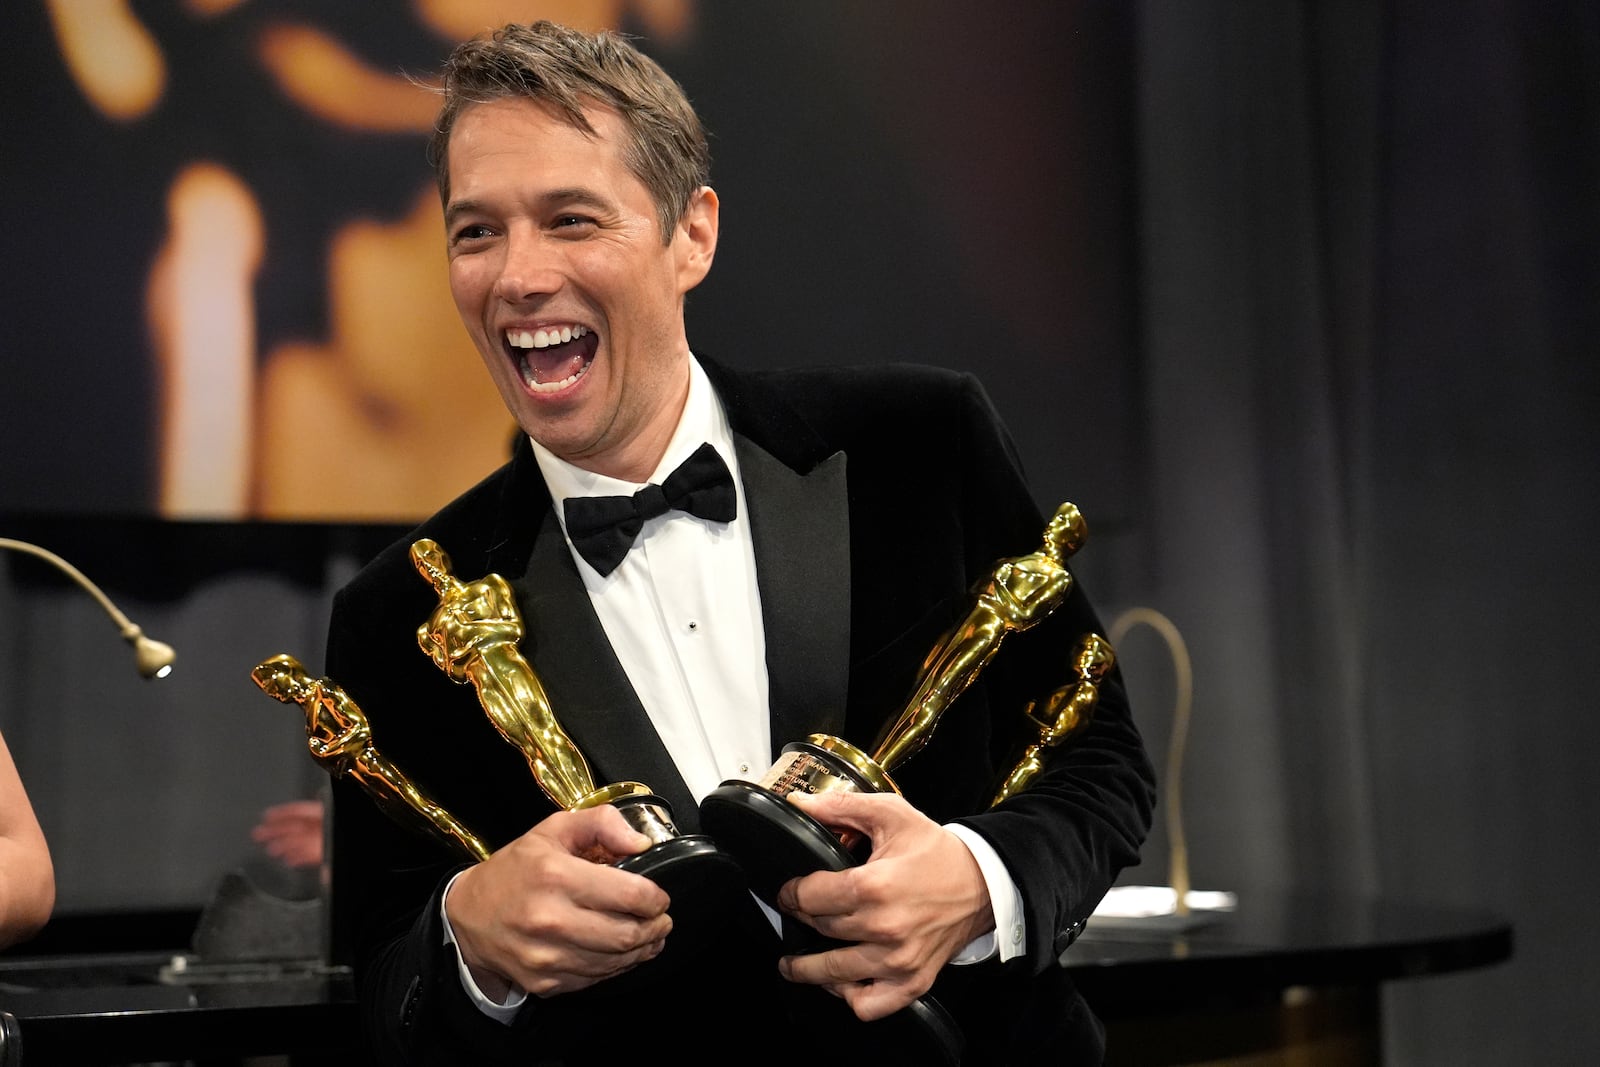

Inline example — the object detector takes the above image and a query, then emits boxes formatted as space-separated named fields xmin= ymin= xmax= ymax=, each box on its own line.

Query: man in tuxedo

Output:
xmin=324 ymin=19 xmax=1155 ymax=1065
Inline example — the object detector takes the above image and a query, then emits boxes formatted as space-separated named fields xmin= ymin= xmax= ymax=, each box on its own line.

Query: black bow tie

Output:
xmin=562 ymin=442 xmax=738 ymax=577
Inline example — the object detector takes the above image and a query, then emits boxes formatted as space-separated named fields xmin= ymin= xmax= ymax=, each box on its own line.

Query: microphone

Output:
xmin=0 ymin=538 xmax=176 ymax=679
xmin=1106 ymin=606 xmax=1197 ymax=917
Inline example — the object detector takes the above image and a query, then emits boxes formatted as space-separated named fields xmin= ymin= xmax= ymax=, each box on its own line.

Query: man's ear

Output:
xmin=675 ymin=185 xmax=719 ymax=292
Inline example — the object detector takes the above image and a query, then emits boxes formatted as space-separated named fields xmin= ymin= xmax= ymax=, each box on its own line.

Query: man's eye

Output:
xmin=451 ymin=224 xmax=493 ymax=244
xmin=553 ymin=215 xmax=593 ymax=229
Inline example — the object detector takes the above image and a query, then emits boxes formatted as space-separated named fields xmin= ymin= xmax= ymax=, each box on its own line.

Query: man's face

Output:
xmin=444 ymin=97 xmax=717 ymax=482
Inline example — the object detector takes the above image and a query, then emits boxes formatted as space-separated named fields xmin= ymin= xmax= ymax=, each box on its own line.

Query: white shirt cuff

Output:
xmin=943 ymin=823 xmax=1026 ymax=964
xmin=441 ymin=869 xmax=526 ymax=1023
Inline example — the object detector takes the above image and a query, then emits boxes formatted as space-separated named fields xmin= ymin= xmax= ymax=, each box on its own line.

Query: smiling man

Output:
xmin=321 ymin=20 xmax=1154 ymax=1066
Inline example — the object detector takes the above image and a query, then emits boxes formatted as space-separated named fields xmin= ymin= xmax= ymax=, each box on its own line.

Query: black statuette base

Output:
xmin=700 ymin=779 xmax=965 ymax=1065
xmin=698 ymin=780 xmax=859 ymax=904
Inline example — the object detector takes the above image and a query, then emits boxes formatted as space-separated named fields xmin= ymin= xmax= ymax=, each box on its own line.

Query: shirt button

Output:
xmin=686 ymin=619 xmax=700 ymax=632
xmin=738 ymin=762 xmax=750 ymax=775
xmin=1011 ymin=923 xmax=1024 ymax=946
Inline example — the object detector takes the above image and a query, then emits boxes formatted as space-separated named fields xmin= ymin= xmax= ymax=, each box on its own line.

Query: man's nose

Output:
xmin=494 ymin=231 xmax=563 ymax=302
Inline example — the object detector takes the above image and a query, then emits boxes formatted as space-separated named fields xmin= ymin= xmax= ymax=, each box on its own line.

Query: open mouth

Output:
xmin=506 ymin=325 xmax=597 ymax=393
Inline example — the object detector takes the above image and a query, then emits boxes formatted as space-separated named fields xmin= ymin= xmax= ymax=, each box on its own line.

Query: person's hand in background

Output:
xmin=251 ymin=799 xmax=325 ymax=868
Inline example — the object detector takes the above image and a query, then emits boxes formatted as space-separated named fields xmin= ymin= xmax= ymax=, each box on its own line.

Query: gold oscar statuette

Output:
xmin=250 ymin=652 xmax=489 ymax=862
xmin=407 ymin=537 xmax=744 ymax=903
xmin=989 ymin=631 xmax=1114 ymax=807
xmin=701 ymin=499 xmax=1089 ymax=899
xmin=409 ymin=537 xmax=617 ymax=815
xmin=697 ymin=501 xmax=1089 ymax=1067
xmin=870 ymin=498 xmax=1089 ymax=773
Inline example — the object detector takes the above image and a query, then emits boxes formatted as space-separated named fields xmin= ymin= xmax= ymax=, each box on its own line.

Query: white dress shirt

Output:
xmin=532 ymin=360 xmax=772 ymax=800
xmin=445 ymin=358 xmax=1022 ymax=1020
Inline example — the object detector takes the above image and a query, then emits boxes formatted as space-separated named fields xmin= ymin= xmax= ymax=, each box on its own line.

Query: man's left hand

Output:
xmin=774 ymin=790 xmax=995 ymax=1021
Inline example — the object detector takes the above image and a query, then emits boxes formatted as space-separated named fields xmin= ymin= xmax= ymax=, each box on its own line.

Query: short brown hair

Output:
xmin=427 ymin=21 xmax=710 ymax=242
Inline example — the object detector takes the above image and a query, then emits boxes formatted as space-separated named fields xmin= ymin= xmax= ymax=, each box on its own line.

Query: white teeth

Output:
xmin=506 ymin=324 xmax=589 ymax=349
xmin=510 ymin=323 xmax=594 ymax=393
xmin=520 ymin=358 xmax=589 ymax=393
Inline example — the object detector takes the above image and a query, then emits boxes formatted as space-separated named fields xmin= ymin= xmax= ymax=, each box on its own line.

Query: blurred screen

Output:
xmin=0 ymin=0 xmax=1138 ymax=524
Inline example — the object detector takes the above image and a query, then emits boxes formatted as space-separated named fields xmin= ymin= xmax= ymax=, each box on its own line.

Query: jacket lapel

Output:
xmin=485 ymin=359 xmax=857 ymax=827
xmin=511 ymin=506 xmax=701 ymax=833
xmin=700 ymin=356 xmax=854 ymax=756
xmin=734 ymin=436 xmax=851 ymax=756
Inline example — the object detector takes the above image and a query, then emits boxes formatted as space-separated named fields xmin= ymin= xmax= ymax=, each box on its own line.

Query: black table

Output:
xmin=1062 ymin=891 xmax=1514 ymax=1065
xmin=0 ymin=893 xmax=1511 ymax=1066
xmin=0 ymin=954 xmax=361 ymax=1066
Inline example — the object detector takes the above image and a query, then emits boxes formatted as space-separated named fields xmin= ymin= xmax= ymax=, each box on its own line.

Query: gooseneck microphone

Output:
xmin=0 ymin=538 xmax=176 ymax=679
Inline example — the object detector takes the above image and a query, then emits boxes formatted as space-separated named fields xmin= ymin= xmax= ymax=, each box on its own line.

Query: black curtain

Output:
xmin=1126 ymin=1 xmax=1600 ymax=1061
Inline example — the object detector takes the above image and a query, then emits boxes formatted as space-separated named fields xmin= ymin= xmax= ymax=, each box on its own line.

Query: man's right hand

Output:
xmin=444 ymin=805 xmax=671 ymax=1001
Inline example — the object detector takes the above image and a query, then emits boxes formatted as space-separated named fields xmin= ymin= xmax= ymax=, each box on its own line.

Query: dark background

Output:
xmin=2 ymin=2 xmax=1597 ymax=1063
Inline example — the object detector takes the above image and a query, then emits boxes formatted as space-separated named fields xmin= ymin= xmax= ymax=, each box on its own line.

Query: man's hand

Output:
xmin=445 ymin=805 xmax=671 ymax=1001
xmin=774 ymin=791 xmax=995 ymax=1021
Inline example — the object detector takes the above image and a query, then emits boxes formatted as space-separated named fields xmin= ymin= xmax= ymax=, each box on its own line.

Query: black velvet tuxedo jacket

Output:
xmin=324 ymin=358 xmax=1155 ymax=1066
